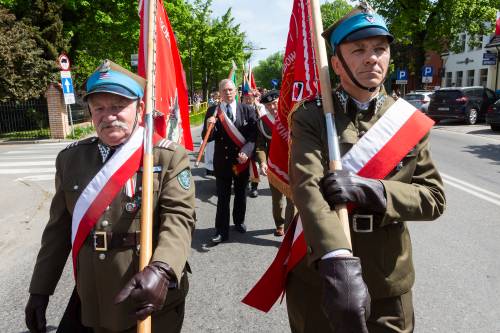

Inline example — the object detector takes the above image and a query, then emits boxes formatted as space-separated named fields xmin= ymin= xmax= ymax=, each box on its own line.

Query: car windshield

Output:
xmin=404 ymin=94 xmax=425 ymax=101
xmin=434 ymin=90 xmax=462 ymax=99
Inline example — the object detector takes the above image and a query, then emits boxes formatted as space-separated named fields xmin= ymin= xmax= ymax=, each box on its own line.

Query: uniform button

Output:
xmin=225 ymin=156 xmax=228 ymax=160
xmin=358 ymin=131 xmax=366 ymax=137
xmin=98 ymin=253 xmax=106 ymax=260
xmin=105 ymin=206 xmax=110 ymax=211
xmin=101 ymin=220 xmax=109 ymax=227
xmin=73 ymin=185 xmax=79 ymax=190
xmin=307 ymin=246 xmax=313 ymax=254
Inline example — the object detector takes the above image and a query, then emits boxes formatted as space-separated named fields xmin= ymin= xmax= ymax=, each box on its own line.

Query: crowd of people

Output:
xmin=24 ymin=4 xmax=445 ymax=333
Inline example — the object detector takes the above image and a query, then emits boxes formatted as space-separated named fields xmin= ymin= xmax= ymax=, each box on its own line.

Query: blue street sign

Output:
xmin=271 ymin=79 xmax=279 ymax=87
xmin=396 ymin=70 xmax=408 ymax=81
xmin=62 ymin=77 xmax=74 ymax=94
xmin=422 ymin=66 xmax=433 ymax=77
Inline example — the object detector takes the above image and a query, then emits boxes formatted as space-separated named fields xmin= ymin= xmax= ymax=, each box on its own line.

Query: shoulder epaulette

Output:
xmin=63 ymin=136 xmax=98 ymax=151
xmin=156 ymin=138 xmax=177 ymax=151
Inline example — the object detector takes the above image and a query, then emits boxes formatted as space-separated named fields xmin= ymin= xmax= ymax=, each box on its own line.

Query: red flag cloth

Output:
xmin=138 ymin=0 xmax=193 ymax=151
xmin=249 ymin=64 xmax=257 ymax=90
xmin=496 ymin=11 xmax=500 ymax=36
xmin=267 ymin=0 xmax=319 ymax=196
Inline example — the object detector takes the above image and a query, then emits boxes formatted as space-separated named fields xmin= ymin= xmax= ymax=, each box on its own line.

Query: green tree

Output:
xmin=0 ymin=7 xmax=53 ymax=101
xmin=369 ymin=0 xmax=500 ymax=88
xmin=253 ymin=52 xmax=284 ymax=89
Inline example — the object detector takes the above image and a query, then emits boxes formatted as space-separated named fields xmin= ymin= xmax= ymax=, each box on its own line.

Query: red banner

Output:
xmin=138 ymin=0 xmax=193 ymax=151
xmin=496 ymin=10 xmax=500 ymax=36
xmin=267 ymin=0 xmax=319 ymax=196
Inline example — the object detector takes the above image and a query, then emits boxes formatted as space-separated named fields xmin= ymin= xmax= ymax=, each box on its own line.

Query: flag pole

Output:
xmin=309 ymin=0 xmax=352 ymax=246
xmin=138 ymin=0 xmax=156 ymax=331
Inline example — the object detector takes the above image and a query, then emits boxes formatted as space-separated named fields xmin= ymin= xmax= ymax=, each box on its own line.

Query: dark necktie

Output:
xmin=226 ymin=104 xmax=234 ymax=122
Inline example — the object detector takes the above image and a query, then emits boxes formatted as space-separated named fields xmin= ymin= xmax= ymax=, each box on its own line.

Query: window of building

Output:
xmin=476 ymin=35 xmax=483 ymax=50
xmin=445 ymin=72 xmax=453 ymax=87
xmin=456 ymin=71 xmax=463 ymax=87
xmin=467 ymin=35 xmax=474 ymax=52
xmin=479 ymin=68 xmax=488 ymax=87
xmin=466 ymin=70 xmax=474 ymax=86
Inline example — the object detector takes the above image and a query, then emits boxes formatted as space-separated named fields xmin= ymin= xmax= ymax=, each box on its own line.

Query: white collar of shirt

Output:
xmin=221 ymin=101 xmax=237 ymax=120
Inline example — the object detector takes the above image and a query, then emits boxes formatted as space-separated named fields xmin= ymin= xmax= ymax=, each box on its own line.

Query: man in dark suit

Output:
xmin=202 ymin=79 xmax=257 ymax=244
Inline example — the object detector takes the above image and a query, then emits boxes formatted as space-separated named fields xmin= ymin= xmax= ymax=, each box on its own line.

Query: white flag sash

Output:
xmin=71 ymin=127 xmax=145 ymax=277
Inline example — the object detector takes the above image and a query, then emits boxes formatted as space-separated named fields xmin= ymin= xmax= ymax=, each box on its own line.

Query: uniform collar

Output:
xmin=335 ymin=86 xmax=387 ymax=115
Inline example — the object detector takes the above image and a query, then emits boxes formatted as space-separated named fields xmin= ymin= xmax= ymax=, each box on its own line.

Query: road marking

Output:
xmin=441 ymin=173 xmax=500 ymax=207
xmin=0 ymin=155 xmax=56 ymax=160
xmin=0 ymin=161 xmax=54 ymax=167
xmin=0 ymin=168 xmax=55 ymax=174
xmin=16 ymin=175 xmax=55 ymax=182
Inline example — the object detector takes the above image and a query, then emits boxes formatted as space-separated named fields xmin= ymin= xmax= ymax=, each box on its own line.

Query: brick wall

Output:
xmin=45 ymin=83 xmax=70 ymax=139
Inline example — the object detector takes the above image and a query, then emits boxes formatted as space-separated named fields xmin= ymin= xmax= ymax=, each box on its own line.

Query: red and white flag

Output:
xmin=138 ymin=0 xmax=193 ymax=150
xmin=248 ymin=63 xmax=257 ymax=90
xmin=267 ymin=0 xmax=319 ymax=196
xmin=496 ymin=10 xmax=500 ymax=36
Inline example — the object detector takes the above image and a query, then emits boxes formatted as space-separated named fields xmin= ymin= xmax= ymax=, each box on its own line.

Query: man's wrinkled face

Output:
xmin=88 ymin=93 xmax=144 ymax=147
xmin=220 ymin=82 xmax=236 ymax=104
xmin=332 ymin=36 xmax=390 ymax=90
xmin=242 ymin=94 xmax=255 ymax=105
xmin=264 ymin=99 xmax=279 ymax=117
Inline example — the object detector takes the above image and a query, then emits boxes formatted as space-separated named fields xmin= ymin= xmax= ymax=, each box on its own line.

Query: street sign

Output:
xmin=422 ymin=65 xmax=433 ymax=83
xmin=60 ymin=71 xmax=75 ymax=104
xmin=483 ymin=52 xmax=497 ymax=65
xmin=271 ymin=79 xmax=279 ymax=87
xmin=131 ymin=53 xmax=138 ymax=67
xmin=396 ymin=69 xmax=408 ymax=84
xmin=58 ymin=54 xmax=71 ymax=71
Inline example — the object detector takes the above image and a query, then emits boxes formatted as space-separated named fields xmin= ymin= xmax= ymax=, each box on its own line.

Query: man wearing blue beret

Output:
xmin=286 ymin=5 xmax=445 ymax=333
xmin=25 ymin=60 xmax=195 ymax=333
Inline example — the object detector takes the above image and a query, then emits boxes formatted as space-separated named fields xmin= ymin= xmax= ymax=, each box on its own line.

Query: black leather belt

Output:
xmin=87 ymin=231 xmax=140 ymax=251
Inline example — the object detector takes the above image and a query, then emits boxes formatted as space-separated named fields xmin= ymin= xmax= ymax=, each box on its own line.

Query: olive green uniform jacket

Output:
xmin=288 ymin=90 xmax=446 ymax=299
xmin=29 ymin=136 xmax=196 ymax=331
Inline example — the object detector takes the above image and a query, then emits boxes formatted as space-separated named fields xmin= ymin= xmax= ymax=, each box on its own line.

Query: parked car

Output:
xmin=486 ymin=98 xmax=500 ymax=132
xmin=403 ymin=91 xmax=433 ymax=113
xmin=427 ymin=86 xmax=498 ymax=125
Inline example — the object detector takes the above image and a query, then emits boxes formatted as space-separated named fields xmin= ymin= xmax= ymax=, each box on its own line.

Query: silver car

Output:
xmin=403 ymin=91 xmax=434 ymax=113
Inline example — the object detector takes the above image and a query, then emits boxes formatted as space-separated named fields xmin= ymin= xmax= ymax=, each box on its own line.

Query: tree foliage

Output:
xmin=369 ymin=0 xmax=500 ymax=87
xmin=0 ymin=6 xmax=53 ymax=101
xmin=253 ymin=52 xmax=284 ymax=89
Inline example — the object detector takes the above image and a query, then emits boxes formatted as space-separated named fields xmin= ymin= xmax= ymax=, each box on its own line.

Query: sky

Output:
xmin=210 ymin=0 xmax=334 ymax=66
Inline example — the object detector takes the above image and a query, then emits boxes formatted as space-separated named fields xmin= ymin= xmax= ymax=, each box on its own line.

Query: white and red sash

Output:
xmin=242 ymin=98 xmax=434 ymax=312
xmin=217 ymin=106 xmax=259 ymax=180
xmin=71 ymin=127 xmax=148 ymax=277
xmin=256 ymin=104 xmax=276 ymax=131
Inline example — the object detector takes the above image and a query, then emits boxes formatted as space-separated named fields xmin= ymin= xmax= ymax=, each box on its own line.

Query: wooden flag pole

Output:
xmin=138 ymin=0 xmax=156 ymax=331
xmin=195 ymin=121 xmax=214 ymax=167
xmin=309 ymin=0 xmax=352 ymax=246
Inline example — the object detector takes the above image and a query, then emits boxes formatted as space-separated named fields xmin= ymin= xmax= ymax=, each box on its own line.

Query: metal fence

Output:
xmin=0 ymin=99 xmax=50 ymax=139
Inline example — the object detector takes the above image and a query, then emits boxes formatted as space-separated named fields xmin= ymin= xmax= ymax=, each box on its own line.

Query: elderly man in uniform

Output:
xmin=255 ymin=90 xmax=295 ymax=236
xmin=286 ymin=6 xmax=446 ymax=333
xmin=202 ymin=79 xmax=257 ymax=244
xmin=25 ymin=60 xmax=195 ymax=333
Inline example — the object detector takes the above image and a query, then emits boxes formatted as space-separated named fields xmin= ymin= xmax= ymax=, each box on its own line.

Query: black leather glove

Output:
xmin=318 ymin=257 xmax=371 ymax=333
xmin=114 ymin=261 xmax=175 ymax=320
xmin=321 ymin=170 xmax=387 ymax=213
xmin=25 ymin=294 xmax=49 ymax=333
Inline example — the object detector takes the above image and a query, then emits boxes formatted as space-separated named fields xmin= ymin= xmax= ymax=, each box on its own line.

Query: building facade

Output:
xmin=441 ymin=33 xmax=500 ymax=93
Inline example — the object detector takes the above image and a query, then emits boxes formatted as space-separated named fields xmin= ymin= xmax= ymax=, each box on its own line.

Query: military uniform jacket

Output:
xmin=255 ymin=117 xmax=273 ymax=165
xmin=202 ymin=103 xmax=257 ymax=179
xmin=289 ymin=89 xmax=446 ymax=299
xmin=29 ymin=136 xmax=196 ymax=330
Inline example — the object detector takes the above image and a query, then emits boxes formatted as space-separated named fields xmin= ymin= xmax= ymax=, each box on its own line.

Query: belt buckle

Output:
xmin=352 ymin=214 xmax=373 ymax=233
xmin=93 ymin=231 xmax=108 ymax=251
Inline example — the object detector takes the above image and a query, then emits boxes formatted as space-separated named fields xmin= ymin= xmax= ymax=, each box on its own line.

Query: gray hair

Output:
xmin=219 ymin=79 xmax=236 ymax=91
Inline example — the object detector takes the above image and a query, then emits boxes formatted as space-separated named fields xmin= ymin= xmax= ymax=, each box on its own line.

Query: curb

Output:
xmin=0 ymin=139 xmax=75 ymax=145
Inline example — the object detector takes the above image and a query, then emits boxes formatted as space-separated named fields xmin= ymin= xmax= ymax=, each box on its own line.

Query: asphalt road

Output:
xmin=0 ymin=122 xmax=499 ymax=332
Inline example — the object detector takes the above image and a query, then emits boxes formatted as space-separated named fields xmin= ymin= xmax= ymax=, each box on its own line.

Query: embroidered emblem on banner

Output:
xmin=177 ymin=169 xmax=191 ymax=190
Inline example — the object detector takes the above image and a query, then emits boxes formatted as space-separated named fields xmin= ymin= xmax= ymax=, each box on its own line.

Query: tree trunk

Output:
xmin=412 ymin=31 xmax=426 ymax=90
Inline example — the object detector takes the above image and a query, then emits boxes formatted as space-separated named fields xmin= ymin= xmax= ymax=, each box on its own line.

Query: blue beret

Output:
xmin=84 ymin=60 xmax=145 ymax=101
xmin=323 ymin=9 xmax=393 ymax=54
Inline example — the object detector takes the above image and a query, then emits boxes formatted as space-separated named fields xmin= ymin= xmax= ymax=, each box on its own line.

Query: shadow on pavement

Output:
xmin=463 ymin=144 xmax=500 ymax=166
xmin=467 ymin=129 xmax=500 ymax=136
xmin=191 ymin=227 xmax=282 ymax=254
xmin=19 ymin=326 xmax=57 ymax=333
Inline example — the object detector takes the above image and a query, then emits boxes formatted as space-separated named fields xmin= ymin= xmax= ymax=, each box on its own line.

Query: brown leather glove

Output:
xmin=25 ymin=294 xmax=49 ymax=333
xmin=318 ymin=257 xmax=371 ymax=333
xmin=114 ymin=261 xmax=175 ymax=320
xmin=321 ymin=170 xmax=387 ymax=213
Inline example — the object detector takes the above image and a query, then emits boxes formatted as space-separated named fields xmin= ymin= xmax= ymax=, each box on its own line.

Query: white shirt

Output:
xmin=221 ymin=100 xmax=237 ymax=121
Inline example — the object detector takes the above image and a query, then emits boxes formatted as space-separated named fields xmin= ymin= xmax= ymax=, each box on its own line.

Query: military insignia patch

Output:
xmin=177 ymin=169 xmax=191 ymax=190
